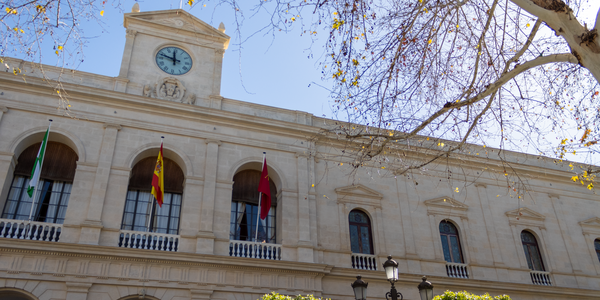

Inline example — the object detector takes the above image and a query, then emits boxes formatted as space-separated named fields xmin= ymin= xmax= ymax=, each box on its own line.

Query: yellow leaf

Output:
xmin=428 ymin=39 xmax=432 ymax=44
xmin=496 ymin=195 xmax=500 ymax=197
xmin=455 ymin=187 xmax=459 ymax=193
xmin=588 ymin=183 xmax=594 ymax=190
xmin=381 ymin=166 xmax=385 ymax=169
xmin=57 ymin=45 xmax=63 ymax=50
xmin=55 ymin=50 xmax=59 ymax=55
xmin=56 ymin=90 xmax=60 ymax=94
xmin=571 ymin=175 xmax=578 ymax=182
xmin=100 ymin=10 xmax=104 ymax=16
xmin=188 ymin=0 xmax=194 ymax=6
xmin=311 ymin=184 xmax=314 ymax=187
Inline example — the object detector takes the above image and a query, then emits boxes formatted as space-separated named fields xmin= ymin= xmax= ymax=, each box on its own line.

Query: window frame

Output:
xmin=439 ymin=220 xmax=465 ymax=263
xmin=595 ymin=239 xmax=600 ymax=263
xmin=521 ymin=230 xmax=546 ymax=271
xmin=120 ymin=189 xmax=182 ymax=235
xmin=348 ymin=209 xmax=374 ymax=255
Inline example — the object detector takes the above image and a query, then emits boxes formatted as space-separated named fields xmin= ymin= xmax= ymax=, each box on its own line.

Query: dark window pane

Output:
xmin=230 ymin=170 xmax=278 ymax=243
xmin=349 ymin=225 xmax=360 ymax=253
xmin=450 ymin=236 xmax=463 ymax=263
xmin=521 ymin=231 xmax=545 ymax=271
xmin=360 ymin=226 xmax=371 ymax=254
xmin=439 ymin=221 xmax=463 ymax=263
xmin=348 ymin=210 xmax=374 ymax=254
xmin=441 ymin=236 xmax=452 ymax=262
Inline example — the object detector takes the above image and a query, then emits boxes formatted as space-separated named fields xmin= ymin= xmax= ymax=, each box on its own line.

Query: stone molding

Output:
xmin=580 ymin=217 xmax=600 ymax=235
xmin=424 ymin=196 xmax=469 ymax=219
xmin=505 ymin=207 xmax=546 ymax=228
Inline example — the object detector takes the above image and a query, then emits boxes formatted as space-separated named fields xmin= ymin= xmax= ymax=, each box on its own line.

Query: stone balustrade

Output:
xmin=530 ymin=270 xmax=552 ymax=286
xmin=229 ymin=240 xmax=282 ymax=260
xmin=351 ymin=253 xmax=378 ymax=270
xmin=0 ymin=219 xmax=62 ymax=242
xmin=446 ymin=262 xmax=469 ymax=279
xmin=118 ymin=230 xmax=179 ymax=251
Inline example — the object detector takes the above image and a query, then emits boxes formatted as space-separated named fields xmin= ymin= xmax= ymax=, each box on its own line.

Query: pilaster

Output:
xmin=296 ymin=152 xmax=314 ymax=262
xmin=65 ymin=282 xmax=92 ymax=300
xmin=475 ymin=183 xmax=505 ymax=266
xmin=197 ymin=139 xmax=221 ymax=254
xmin=80 ymin=123 xmax=121 ymax=245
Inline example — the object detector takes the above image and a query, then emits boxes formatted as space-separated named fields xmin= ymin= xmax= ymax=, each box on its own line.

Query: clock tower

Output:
xmin=116 ymin=5 xmax=230 ymax=106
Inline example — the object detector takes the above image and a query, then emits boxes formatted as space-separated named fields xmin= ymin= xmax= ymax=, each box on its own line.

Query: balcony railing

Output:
xmin=229 ymin=240 xmax=282 ymax=260
xmin=118 ymin=230 xmax=179 ymax=251
xmin=0 ymin=219 xmax=62 ymax=242
xmin=530 ymin=270 xmax=552 ymax=286
xmin=446 ymin=262 xmax=469 ymax=278
xmin=351 ymin=253 xmax=378 ymax=270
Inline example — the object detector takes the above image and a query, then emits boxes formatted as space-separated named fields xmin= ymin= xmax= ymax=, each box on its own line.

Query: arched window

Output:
xmin=348 ymin=210 xmax=374 ymax=254
xmin=521 ymin=231 xmax=545 ymax=271
xmin=120 ymin=156 xmax=184 ymax=234
xmin=230 ymin=170 xmax=277 ymax=243
xmin=439 ymin=220 xmax=464 ymax=263
xmin=595 ymin=239 xmax=600 ymax=263
xmin=2 ymin=142 xmax=77 ymax=224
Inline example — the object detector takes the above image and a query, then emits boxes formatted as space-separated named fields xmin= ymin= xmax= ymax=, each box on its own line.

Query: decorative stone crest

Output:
xmin=156 ymin=77 xmax=185 ymax=101
xmin=142 ymin=78 xmax=196 ymax=105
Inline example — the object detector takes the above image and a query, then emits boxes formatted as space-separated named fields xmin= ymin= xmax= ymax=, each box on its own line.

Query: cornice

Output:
xmin=0 ymin=241 xmax=332 ymax=275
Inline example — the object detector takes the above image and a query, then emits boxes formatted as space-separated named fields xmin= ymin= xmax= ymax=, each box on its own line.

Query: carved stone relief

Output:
xmin=142 ymin=77 xmax=195 ymax=105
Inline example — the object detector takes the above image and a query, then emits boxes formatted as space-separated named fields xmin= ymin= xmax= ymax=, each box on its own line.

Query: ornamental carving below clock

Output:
xmin=143 ymin=77 xmax=187 ymax=102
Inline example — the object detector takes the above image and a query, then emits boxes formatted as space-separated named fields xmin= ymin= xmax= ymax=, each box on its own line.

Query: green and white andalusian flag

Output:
xmin=27 ymin=125 xmax=50 ymax=198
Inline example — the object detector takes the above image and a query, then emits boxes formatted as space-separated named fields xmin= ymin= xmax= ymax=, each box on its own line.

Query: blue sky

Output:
xmin=75 ymin=0 xmax=333 ymax=117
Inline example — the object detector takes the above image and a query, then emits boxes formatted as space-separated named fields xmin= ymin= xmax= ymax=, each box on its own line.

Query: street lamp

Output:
xmin=417 ymin=276 xmax=434 ymax=300
xmin=382 ymin=256 xmax=402 ymax=300
xmin=351 ymin=256 xmax=434 ymax=300
xmin=351 ymin=276 xmax=368 ymax=300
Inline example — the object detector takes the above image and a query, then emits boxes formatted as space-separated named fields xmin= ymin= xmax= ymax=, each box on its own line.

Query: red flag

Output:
xmin=258 ymin=157 xmax=271 ymax=220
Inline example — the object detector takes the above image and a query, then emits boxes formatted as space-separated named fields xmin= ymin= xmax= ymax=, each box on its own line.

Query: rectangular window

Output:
xmin=1 ymin=176 xmax=71 ymax=224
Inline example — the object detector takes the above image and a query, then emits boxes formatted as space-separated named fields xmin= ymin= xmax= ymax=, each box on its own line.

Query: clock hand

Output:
xmin=173 ymin=50 xmax=177 ymax=66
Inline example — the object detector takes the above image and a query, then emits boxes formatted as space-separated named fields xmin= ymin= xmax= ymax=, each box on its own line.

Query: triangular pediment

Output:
xmin=335 ymin=184 xmax=383 ymax=200
xmin=505 ymin=207 xmax=545 ymax=221
xmin=579 ymin=217 xmax=600 ymax=227
xmin=424 ymin=197 xmax=469 ymax=211
xmin=580 ymin=217 xmax=600 ymax=235
xmin=125 ymin=9 xmax=230 ymax=42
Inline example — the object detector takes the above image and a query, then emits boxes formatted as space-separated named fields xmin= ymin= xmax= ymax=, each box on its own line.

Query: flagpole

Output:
xmin=254 ymin=152 xmax=266 ymax=242
xmin=28 ymin=119 xmax=52 ymax=223
xmin=147 ymin=136 xmax=164 ymax=232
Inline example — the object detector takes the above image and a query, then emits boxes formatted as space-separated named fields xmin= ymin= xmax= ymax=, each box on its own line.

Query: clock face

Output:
xmin=155 ymin=46 xmax=193 ymax=75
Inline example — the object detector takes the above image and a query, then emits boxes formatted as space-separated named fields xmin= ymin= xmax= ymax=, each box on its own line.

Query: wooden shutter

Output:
xmin=14 ymin=142 xmax=78 ymax=182
xmin=232 ymin=170 xmax=277 ymax=205
xmin=128 ymin=157 xmax=184 ymax=193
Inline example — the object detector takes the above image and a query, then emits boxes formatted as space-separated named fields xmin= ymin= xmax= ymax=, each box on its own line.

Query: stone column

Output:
xmin=115 ymin=29 xmax=136 ymax=92
xmin=509 ymin=224 xmax=529 ymax=269
xmin=212 ymin=49 xmax=226 ymax=96
xmin=80 ymin=123 xmax=121 ymax=245
xmin=397 ymin=177 xmax=418 ymax=258
xmin=0 ymin=106 xmax=8 ymax=124
xmin=296 ymin=152 xmax=313 ymax=262
xmin=548 ymin=193 xmax=583 ymax=273
xmin=65 ymin=282 xmax=92 ymax=300
xmin=0 ymin=151 xmax=16 ymax=205
xmin=475 ymin=183 xmax=505 ymax=266
xmin=428 ymin=214 xmax=443 ymax=260
xmin=197 ymin=139 xmax=220 ymax=254
xmin=308 ymin=152 xmax=319 ymax=262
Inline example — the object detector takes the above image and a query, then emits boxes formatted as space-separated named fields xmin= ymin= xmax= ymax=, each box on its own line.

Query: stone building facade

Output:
xmin=0 ymin=7 xmax=599 ymax=300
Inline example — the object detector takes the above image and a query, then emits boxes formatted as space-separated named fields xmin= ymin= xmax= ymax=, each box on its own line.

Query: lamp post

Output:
xmin=417 ymin=276 xmax=434 ymax=300
xmin=382 ymin=255 xmax=402 ymax=300
xmin=351 ymin=276 xmax=368 ymax=300
xmin=350 ymin=255 xmax=434 ymax=300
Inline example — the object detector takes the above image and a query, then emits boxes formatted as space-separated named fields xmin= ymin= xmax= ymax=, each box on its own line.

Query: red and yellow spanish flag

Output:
xmin=151 ymin=141 xmax=164 ymax=207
